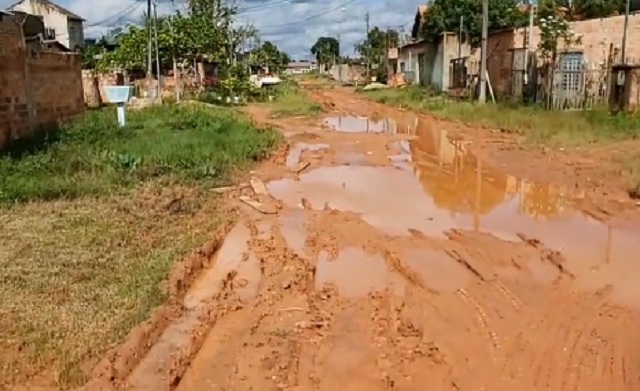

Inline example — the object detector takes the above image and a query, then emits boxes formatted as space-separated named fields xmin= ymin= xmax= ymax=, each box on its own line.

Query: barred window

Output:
xmin=559 ymin=53 xmax=584 ymax=92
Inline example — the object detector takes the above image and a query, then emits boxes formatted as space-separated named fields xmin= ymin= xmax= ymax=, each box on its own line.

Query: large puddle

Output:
xmin=269 ymin=113 xmax=640 ymax=309
xmin=323 ymin=113 xmax=420 ymax=135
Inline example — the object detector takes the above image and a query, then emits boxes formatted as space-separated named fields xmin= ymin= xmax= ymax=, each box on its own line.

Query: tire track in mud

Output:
xmin=506 ymin=286 xmax=612 ymax=390
xmin=226 ymin=222 xmax=325 ymax=389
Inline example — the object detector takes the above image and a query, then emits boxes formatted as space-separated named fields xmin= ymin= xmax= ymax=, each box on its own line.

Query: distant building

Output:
xmin=7 ymin=0 xmax=85 ymax=50
xmin=284 ymin=61 xmax=317 ymax=75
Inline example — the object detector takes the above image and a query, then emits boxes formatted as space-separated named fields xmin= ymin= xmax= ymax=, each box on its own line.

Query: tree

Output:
xmin=251 ymin=41 xmax=290 ymax=73
xmin=310 ymin=37 xmax=339 ymax=70
xmin=420 ymin=0 xmax=527 ymax=47
xmin=98 ymin=0 xmax=236 ymax=72
xmin=354 ymin=27 xmax=398 ymax=81
xmin=538 ymin=0 xmax=623 ymax=21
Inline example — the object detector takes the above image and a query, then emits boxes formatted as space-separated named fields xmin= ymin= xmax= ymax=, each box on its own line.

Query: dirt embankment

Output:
xmin=77 ymin=84 xmax=640 ymax=391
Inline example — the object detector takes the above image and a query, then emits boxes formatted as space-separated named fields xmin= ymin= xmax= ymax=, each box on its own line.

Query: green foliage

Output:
xmin=538 ymin=12 xmax=581 ymax=59
xmin=355 ymin=27 xmax=399 ymax=82
xmin=0 ymin=105 xmax=281 ymax=203
xmin=250 ymin=41 xmax=290 ymax=72
xmin=538 ymin=0 xmax=623 ymax=21
xmin=267 ymin=80 xmax=324 ymax=118
xmin=98 ymin=0 xmax=236 ymax=72
xmin=420 ymin=0 xmax=527 ymax=47
xmin=361 ymin=86 xmax=640 ymax=147
xmin=311 ymin=37 xmax=340 ymax=68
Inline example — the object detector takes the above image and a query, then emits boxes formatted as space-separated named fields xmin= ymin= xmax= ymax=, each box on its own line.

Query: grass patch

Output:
xmin=0 ymin=105 xmax=280 ymax=388
xmin=265 ymin=79 xmax=324 ymax=118
xmin=362 ymin=86 xmax=640 ymax=147
xmin=0 ymin=104 xmax=281 ymax=203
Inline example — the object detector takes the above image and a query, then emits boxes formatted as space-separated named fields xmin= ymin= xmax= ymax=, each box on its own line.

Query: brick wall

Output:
xmin=0 ymin=18 xmax=84 ymax=151
xmin=487 ymin=13 xmax=640 ymax=97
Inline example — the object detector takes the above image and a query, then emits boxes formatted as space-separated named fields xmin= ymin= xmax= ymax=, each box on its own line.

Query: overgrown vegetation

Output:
xmin=265 ymin=79 xmax=324 ymax=118
xmin=362 ymin=86 xmax=640 ymax=146
xmin=0 ymin=104 xmax=280 ymax=387
xmin=0 ymin=105 xmax=280 ymax=203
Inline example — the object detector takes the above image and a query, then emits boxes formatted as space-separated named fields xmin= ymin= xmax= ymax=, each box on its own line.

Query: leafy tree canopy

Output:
xmin=354 ymin=27 xmax=398 ymax=81
xmin=538 ymin=0 xmax=624 ymax=20
xmin=420 ymin=0 xmax=528 ymax=47
xmin=310 ymin=37 xmax=340 ymax=66
xmin=250 ymin=41 xmax=290 ymax=72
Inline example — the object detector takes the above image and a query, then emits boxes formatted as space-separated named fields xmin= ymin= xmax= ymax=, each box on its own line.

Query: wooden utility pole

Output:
xmin=478 ymin=0 xmax=488 ymax=103
xmin=622 ymin=0 xmax=631 ymax=63
xmin=458 ymin=15 xmax=463 ymax=59
xmin=365 ymin=11 xmax=370 ymax=82
xmin=385 ymin=25 xmax=390 ymax=81
xmin=146 ymin=0 xmax=153 ymax=98
xmin=153 ymin=0 xmax=161 ymax=99
xmin=525 ymin=1 xmax=534 ymax=87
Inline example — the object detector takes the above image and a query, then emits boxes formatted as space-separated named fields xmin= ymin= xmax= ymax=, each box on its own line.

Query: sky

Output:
xmin=0 ymin=0 xmax=422 ymax=60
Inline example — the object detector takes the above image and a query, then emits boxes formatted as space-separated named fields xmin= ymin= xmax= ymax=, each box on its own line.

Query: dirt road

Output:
xmin=87 ymin=86 xmax=640 ymax=391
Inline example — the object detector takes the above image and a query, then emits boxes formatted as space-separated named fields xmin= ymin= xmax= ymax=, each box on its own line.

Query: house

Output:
xmin=486 ymin=11 xmax=640 ymax=99
xmin=393 ymin=5 xmax=474 ymax=91
xmin=284 ymin=61 xmax=317 ymax=74
xmin=7 ymin=0 xmax=85 ymax=50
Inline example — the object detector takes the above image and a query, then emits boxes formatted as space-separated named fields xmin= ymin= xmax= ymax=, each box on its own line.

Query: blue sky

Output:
xmin=0 ymin=0 xmax=422 ymax=60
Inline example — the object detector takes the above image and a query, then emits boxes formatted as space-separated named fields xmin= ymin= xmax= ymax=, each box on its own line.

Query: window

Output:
xmin=559 ymin=52 xmax=584 ymax=92
xmin=44 ymin=27 xmax=56 ymax=40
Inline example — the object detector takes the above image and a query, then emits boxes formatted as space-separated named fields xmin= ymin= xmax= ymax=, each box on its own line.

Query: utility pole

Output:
xmin=146 ymin=0 xmax=153 ymax=98
xmin=365 ymin=11 xmax=370 ymax=82
xmin=458 ymin=15 xmax=463 ymax=59
xmin=153 ymin=0 xmax=161 ymax=99
xmin=621 ymin=0 xmax=631 ymax=63
xmin=338 ymin=7 xmax=346 ymax=84
xmin=478 ymin=0 xmax=488 ymax=103
xmin=385 ymin=25 xmax=389 ymax=81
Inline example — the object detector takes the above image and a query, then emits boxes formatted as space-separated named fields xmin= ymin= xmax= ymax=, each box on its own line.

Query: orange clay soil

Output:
xmin=75 ymin=84 xmax=640 ymax=391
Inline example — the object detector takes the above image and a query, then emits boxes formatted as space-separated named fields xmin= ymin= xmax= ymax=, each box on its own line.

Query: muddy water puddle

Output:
xmin=323 ymin=114 xmax=419 ymax=134
xmin=270 ymin=112 xmax=640 ymax=309
xmin=316 ymin=248 xmax=405 ymax=297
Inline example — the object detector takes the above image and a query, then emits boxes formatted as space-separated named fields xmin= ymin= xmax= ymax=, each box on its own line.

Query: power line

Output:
xmin=238 ymin=0 xmax=292 ymax=13
xmin=53 ymin=0 xmax=143 ymax=39
xmin=85 ymin=0 xmax=143 ymax=28
xmin=256 ymin=0 xmax=360 ymax=29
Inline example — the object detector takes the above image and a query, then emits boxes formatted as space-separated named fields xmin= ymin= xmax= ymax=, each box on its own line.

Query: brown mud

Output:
xmin=78 ymin=84 xmax=640 ymax=391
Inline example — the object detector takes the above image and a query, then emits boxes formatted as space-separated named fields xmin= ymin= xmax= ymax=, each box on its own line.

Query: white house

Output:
xmin=7 ymin=0 xmax=85 ymax=50
xmin=284 ymin=61 xmax=318 ymax=75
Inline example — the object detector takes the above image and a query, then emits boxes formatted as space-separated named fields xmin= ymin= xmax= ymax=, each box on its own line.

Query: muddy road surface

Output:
xmin=91 ymin=86 xmax=640 ymax=391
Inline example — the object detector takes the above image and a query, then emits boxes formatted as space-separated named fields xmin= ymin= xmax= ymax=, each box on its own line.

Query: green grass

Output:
xmin=0 ymin=104 xmax=281 ymax=203
xmin=266 ymin=79 xmax=324 ymax=118
xmin=362 ymin=86 xmax=640 ymax=147
xmin=0 ymin=105 xmax=280 ymax=389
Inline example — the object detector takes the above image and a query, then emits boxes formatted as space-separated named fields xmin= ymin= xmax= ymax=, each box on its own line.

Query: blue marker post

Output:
xmin=104 ymin=86 xmax=134 ymax=127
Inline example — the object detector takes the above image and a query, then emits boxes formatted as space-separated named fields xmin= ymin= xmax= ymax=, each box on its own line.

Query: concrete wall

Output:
xmin=330 ymin=64 xmax=366 ymax=84
xmin=10 ymin=0 xmax=84 ymax=49
xmin=0 ymin=18 xmax=84 ymax=150
xmin=398 ymin=33 xmax=473 ymax=90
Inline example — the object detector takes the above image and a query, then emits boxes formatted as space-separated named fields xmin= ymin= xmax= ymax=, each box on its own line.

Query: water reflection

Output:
xmin=323 ymin=113 xmax=418 ymax=135
xmin=403 ymin=114 xmax=640 ymax=309
xmin=271 ymin=112 xmax=640 ymax=309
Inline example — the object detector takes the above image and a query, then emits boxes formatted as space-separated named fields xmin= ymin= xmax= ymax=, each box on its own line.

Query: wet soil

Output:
xmin=82 ymin=85 xmax=640 ymax=390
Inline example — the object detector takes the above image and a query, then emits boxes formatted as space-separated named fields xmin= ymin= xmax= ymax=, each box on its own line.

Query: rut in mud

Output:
xmin=105 ymin=86 xmax=640 ymax=391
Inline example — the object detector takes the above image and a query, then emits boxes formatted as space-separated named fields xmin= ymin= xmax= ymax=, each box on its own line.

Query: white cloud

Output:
xmin=1 ymin=0 xmax=421 ymax=60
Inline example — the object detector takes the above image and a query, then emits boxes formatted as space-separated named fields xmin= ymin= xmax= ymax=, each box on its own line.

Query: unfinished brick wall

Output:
xmin=0 ymin=18 xmax=84 ymax=151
